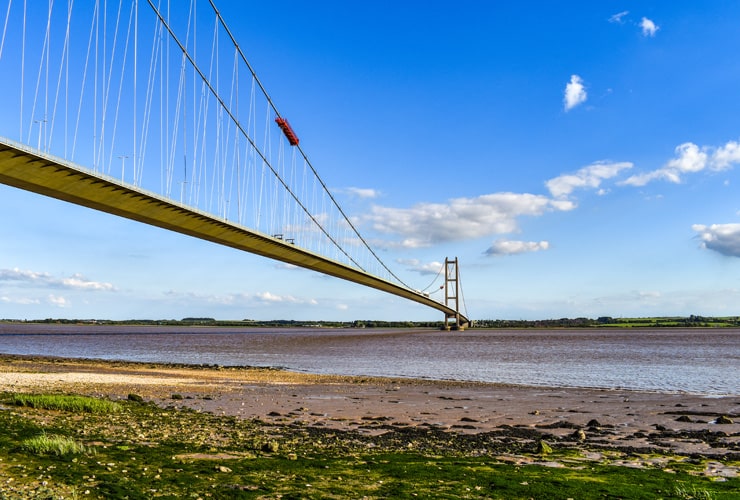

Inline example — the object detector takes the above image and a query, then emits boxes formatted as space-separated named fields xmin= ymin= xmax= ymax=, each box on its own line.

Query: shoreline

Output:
xmin=3 ymin=351 xmax=735 ymax=396
xmin=1 ymin=353 xmax=738 ymax=463
xmin=1 ymin=351 xmax=735 ymax=397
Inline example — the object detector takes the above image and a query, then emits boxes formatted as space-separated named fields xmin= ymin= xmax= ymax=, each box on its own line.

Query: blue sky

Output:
xmin=2 ymin=1 xmax=740 ymax=321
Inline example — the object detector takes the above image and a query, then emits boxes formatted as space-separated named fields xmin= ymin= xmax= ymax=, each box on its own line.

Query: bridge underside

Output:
xmin=0 ymin=139 xmax=468 ymax=326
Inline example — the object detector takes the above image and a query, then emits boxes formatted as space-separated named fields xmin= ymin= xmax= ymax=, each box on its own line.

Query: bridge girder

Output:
xmin=0 ymin=138 xmax=469 ymax=325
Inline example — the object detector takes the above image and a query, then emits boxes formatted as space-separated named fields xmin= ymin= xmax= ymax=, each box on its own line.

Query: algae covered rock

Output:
xmin=537 ymin=440 xmax=553 ymax=454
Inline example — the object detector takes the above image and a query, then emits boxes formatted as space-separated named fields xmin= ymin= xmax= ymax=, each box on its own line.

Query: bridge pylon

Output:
xmin=443 ymin=257 xmax=467 ymax=331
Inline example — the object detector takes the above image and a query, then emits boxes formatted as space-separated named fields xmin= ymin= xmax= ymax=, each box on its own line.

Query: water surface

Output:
xmin=1 ymin=324 xmax=737 ymax=395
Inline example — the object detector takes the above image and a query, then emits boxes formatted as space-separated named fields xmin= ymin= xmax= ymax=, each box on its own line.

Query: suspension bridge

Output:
xmin=0 ymin=0 xmax=468 ymax=329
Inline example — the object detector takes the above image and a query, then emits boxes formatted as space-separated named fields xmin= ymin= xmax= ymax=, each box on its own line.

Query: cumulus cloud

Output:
xmin=0 ymin=268 xmax=52 ymax=283
xmin=609 ymin=12 xmax=660 ymax=38
xmin=485 ymin=240 xmax=550 ymax=256
xmin=165 ymin=289 xmax=319 ymax=307
xmin=621 ymin=140 xmax=740 ymax=187
xmin=712 ymin=141 xmax=740 ymax=170
xmin=343 ymin=187 xmax=381 ymax=199
xmin=364 ymin=193 xmax=574 ymax=248
xmin=62 ymin=273 xmax=115 ymax=291
xmin=47 ymin=294 xmax=69 ymax=307
xmin=640 ymin=17 xmax=659 ymax=37
xmin=609 ymin=11 xmax=629 ymax=24
xmin=0 ymin=268 xmax=115 ymax=291
xmin=564 ymin=75 xmax=587 ymax=111
xmin=254 ymin=291 xmax=318 ymax=305
xmin=692 ymin=223 xmax=740 ymax=257
xmin=546 ymin=161 xmax=633 ymax=198
xmin=0 ymin=295 xmax=40 ymax=305
xmin=397 ymin=259 xmax=445 ymax=276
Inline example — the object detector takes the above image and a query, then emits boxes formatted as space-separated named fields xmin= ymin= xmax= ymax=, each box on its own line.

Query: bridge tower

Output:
xmin=443 ymin=257 xmax=466 ymax=331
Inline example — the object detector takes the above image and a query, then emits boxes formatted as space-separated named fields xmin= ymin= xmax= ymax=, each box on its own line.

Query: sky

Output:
xmin=2 ymin=1 xmax=740 ymax=321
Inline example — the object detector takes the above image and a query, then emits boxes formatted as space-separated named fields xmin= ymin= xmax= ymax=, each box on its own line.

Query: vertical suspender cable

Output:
xmin=205 ymin=0 xmax=411 ymax=289
xmin=0 ymin=0 xmax=12 ymax=60
xmin=133 ymin=0 xmax=137 ymax=185
xmin=49 ymin=0 xmax=74 ymax=155
xmin=147 ymin=0 xmax=389 ymax=280
xmin=27 ymin=0 xmax=52 ymax=147
xmin=71 ymin=0 xmax=97 ymax=162
xmin=20 ymin=0 xmax=25 ymax=139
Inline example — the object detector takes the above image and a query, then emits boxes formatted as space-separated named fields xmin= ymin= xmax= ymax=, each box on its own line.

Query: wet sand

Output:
xmin=1 ymin=354 xmax=738 ymax=460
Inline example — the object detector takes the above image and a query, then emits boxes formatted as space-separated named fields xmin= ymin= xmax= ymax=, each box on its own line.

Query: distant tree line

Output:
xmin=475 ymin=315 xmax=740 ymax=328
xmin=3 ymin=315 xmax=740 ymax=328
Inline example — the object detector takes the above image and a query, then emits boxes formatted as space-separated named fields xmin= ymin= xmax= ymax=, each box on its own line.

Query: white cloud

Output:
xmin=397 ymin=259 xmax=444 ymax=276
xmin=692 ymin=223 xmax=740 ymax=257
xmin=163 ymin=289 xmax=319 ymax=307
xmin=62 ymin=273 xmax=115 ymax=291
xmin=364 ymin=192 xmax=574 ymax=248
xmin=621 ymin=140 xmax=740 ymax=187
xmin=485 ymin=240 xmax=550 ymax=256
xmin=666 ymin=142 xmax=708 ymax=173
xmin=609 ymin=11 xmax=629 ymax=24
xmin=546 ymin=161 xmax=633 ymax=198
xmin=343 ymin=187 xmax=381 ymax=199
xmin=640 ymin=17 xmax=659 ymax=37
xmin=712 ymin=141 xmax=740 ymax=171
xmin=254 ymin=291 xmax=318 ymax=305
xmin=47 ymin=294 xmax=69 ymax=307
xmin=0 ymin=268 xmax=115 ymax=291
xmin=275 ymin=262 xmax=300 ymax=271
xmin=564 ymin=75 xmax=587 ymax=111
xmin=1 ymin=295 xmax=40 ymax=305
xmin=0 ymin=268 xmax=52 ymax=283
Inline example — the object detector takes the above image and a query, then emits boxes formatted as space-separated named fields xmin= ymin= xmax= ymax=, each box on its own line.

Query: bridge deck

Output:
xmin=0 ymin=138 xmax=468 ymax=325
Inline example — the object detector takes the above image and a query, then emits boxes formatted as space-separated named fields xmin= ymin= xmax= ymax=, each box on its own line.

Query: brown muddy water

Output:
xmin=0 ymin=324 xmax=737 ymax=395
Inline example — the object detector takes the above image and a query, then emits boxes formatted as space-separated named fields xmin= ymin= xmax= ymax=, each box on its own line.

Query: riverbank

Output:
xmin=1 ymin=354 xmax=738 ymax=498
xmin=1 ymin=354 xmax=738 ymax=459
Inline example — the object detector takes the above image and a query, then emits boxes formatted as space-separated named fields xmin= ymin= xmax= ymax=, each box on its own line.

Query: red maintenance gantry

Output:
xmin=275 ymin=117 xmax=300 ymax=146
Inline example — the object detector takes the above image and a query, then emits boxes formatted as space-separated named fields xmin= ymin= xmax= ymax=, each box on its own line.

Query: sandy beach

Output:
xmin=1 ymin=354 xmax=738 ymax=462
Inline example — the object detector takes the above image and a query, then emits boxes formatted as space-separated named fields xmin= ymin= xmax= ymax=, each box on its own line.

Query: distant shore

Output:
xmin=1 ymin=354 xmax=738 ymax=462
xmin=4 ymin=314 xmax=740 ymax=329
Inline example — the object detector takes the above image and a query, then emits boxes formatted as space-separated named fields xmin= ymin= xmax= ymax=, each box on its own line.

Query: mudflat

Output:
xmin=1 ymin=354 xmax=738 ymax=461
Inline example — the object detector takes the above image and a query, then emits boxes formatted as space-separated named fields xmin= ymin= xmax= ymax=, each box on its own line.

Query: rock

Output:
xmin=715 ymin=415 xmax=733 ymax=425
xmin=586 ymin=419 xmax=601 ymax=428
xmin=572 ymin=429 xmax=587 ymax=441
xmin=675 ymin=415 xmax=692 ymax=422
xmin=262 ymin=440 xmax=279 ymax=453
xmin=216 ymin=465 xmax=232 ymax=473
xmin=171 ymin=394 xmax=183 ymax=400
xmin=127 ymin=394 xmax=144 ymax=403
xmin=536 ymin=440 xmax=553 ymax=454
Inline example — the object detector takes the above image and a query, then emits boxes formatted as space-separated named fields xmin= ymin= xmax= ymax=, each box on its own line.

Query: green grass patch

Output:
xmin=9 ymin=393 xmax=121 ymax=413
xmin=0 ymin=391 xmax=737 ymax=499
xmin=21 ymin=433 xmax=90 ymax=456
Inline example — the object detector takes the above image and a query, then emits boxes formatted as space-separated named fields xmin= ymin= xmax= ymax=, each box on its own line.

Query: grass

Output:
xmin=10 ymin=393 xmax=121 ymax=413
xmin=0 ymin=391 xmax=738 ymax=499
xmin=21 ymin=433 xmax=90 ymax=456
xmin=674 ymin=484 xmax=717 ymax=500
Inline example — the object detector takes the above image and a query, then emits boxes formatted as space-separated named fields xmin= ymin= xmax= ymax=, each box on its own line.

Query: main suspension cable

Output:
xmin=419 ymin=262 xmax=444 ymax=293
xmin=146 ymin=0 xmax=369 ymax=275
xmin=204 ymin=0 xmax=412 ymax=290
